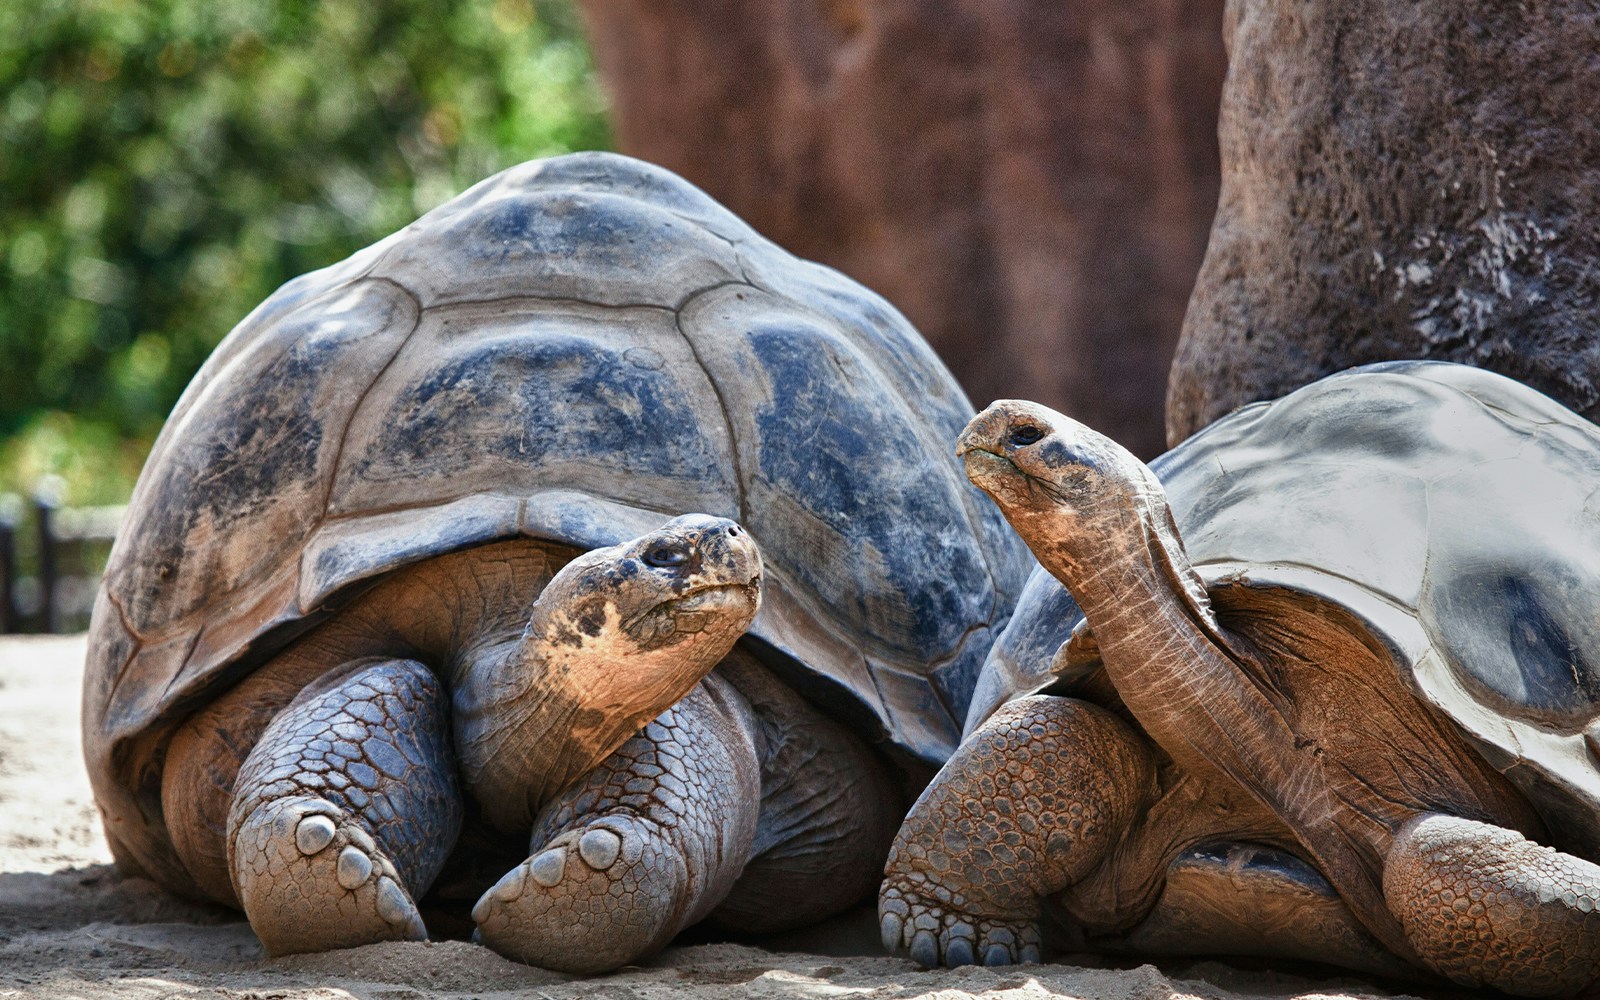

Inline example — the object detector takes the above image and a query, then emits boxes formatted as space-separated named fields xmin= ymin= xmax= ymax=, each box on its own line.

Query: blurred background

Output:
xmin=1 ymin=0 xmax=1226 ymax=631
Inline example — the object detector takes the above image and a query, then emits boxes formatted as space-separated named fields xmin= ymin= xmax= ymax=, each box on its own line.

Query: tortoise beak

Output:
xmin=957 ymin=403 xmax=1013 ymax=460
xmin=958 ymin=406 xmax=1022 ymax=496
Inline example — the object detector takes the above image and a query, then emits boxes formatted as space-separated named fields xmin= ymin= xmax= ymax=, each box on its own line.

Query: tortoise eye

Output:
xmin=1008 ymin=424 xmax=1045 ymax=447
xmin=644 ymin=543 xmax=690 ymax=569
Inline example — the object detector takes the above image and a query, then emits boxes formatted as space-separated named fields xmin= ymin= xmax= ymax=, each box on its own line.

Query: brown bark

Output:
xmin=576 ymin=0 xmax=1226 ymax=458
xmin=1168 ymin=0 xmax=1600 ymax=445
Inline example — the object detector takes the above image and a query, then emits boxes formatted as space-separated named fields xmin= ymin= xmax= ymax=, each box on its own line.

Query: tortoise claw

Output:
xmin=878 ymin=878 xmax=1040 ymax=968
xmin=232 ymin=795 xmax=425 ymax=955
xmin=473 ymin=816 xmax=682 ymax=974
xmin=984 ymin=943 xmax=1015 ymax=966
xmin=879 ymin=910 xmax=905 ymax=952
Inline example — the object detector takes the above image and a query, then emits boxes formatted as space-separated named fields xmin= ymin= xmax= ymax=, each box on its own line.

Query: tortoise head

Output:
xmin=527 ymin=513 xmax=763 ymax=660
xmin=957 ymin=400 xmax=1164 ymax=559
xmin=455 ymin=514 xmax=763 ymax=830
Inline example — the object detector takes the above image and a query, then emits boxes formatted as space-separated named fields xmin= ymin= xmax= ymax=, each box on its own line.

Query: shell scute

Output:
xmin=330 ymin=310 xmax=735 ymax=515
xmin=105 ymin=279 xmax=419 ymax=642
xmin=368 ymin=187 xmax=742 ymax=310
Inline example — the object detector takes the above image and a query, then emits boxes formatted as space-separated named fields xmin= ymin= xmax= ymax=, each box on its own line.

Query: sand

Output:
xmin=0 ymin=635 xmax=1429 ymax=1000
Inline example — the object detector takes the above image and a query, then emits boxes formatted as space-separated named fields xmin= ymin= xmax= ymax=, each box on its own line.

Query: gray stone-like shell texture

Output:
xmin=972 ymin=361 xmax=1600 ymax=858
xmin=84 ymin=152 xmax=1032 ymax=879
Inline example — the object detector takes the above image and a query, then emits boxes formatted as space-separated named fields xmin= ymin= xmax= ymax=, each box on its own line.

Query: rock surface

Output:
xmin=577 ymin=0 xmax=1226 ymax=458
xmin=1168 ymin=0 xmax=1600 ymax=444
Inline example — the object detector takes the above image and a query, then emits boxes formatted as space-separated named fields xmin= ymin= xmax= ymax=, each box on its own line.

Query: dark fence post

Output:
xmin=50 ymin=495 xmax=126 ymax=633
xmin=34 ymin=476 xmax=64 ymax=635
xmin=0 ymin=494 xmax=18 ymax=634
xmin=0 ymin=478 xmax=124 ymax=634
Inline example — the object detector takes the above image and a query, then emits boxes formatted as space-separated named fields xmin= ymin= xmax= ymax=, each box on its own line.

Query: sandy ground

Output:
xmin=0 ymin=635 xmax=1433 ymax=1000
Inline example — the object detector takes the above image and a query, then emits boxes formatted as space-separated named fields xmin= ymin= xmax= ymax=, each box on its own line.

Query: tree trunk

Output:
xmin=1168 ymin=0 xmax=1600 ymax=445
xmin=577 ymin=0 xmax=1226 ymax=458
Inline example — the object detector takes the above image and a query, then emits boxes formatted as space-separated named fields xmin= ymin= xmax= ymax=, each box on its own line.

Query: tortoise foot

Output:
xmin=878 ymin=696 xmax=1154 ymax=968
xmin=472 ymin=814 xmax=687 ymax=974
xmin=232 ymin=795 xmax=426 ymax=955
xmin=472 ymin=678 xmax=762 ymax=973
xmin=878 ymin=878 xmax=1041 ymax=967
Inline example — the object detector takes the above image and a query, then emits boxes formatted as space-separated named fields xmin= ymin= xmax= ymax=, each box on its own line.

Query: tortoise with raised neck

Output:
xmin=882 ymin=361 xmax=1600 ymax=997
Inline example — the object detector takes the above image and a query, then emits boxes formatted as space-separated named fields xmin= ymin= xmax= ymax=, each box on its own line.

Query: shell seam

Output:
xmin=155 ymin=628 xmax=205 ymax=709
xmin=414 ymin=292 xmax=680 ymax=315
xmin=102 ymin=588 xmax=145 ymax=694
xmin=315 ymin=276 xmax=426 ymax=531
xmin=668 ymin=278 xmax=761 ymax=527
xmin=731 ymin=244 xmax=1018 ymax=674
xmin=660 ymin=207 xmax=747 ymax=264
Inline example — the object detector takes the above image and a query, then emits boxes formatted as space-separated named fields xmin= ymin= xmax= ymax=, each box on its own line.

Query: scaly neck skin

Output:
xmin=450 ymin=636 xmax=590 ymax=831
xmin=450 ymin=573 xmax=756 ymax=833
xmin=1023 ymin=466 xmax=1316 ymax=825
xmin=962 ymin=402 xmax=1419 ymax=961
xmin=382 ymin=552 xmax=606 ymax=831
xmin=1026 ymin=478 xmax=1426 ymax=962
xmin=1024 ymin=489 xmax=1251 ymax=785
xmin=451 ymin=611 xmax=719 ymax=834
xmin=442 ymin=516 xmax=762 ymax=833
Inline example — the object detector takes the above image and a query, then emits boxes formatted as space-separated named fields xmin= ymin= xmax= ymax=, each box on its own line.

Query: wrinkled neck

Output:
xmin=450 ymin=620 xmax=726 ymax=833
xmin=451 ymin=633 xmax=626 ymax=832
xmin=1034 ymin=484 xmax=1214 ymax=640
xmin=1029 ymin=487 xmax=1245 ymax=778
xmin=1135 ymin=497 xmax=1215 ymax=633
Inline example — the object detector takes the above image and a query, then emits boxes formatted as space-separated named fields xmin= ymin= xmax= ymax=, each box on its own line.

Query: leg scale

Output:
xmin=228 ymin=658 xmax=462 ymax=955
xmin=472 ymin=675 xmax=761 ymax=973
xmin=879 ymin=695 xmax=1155 ymax=967
xmin=1385 ymin=812 xmax=1600 ymax=996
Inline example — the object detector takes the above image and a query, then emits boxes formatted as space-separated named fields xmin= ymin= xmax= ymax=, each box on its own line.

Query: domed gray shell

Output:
xmin=84 ymin=152 xmax=1032 ymax=876
xmin=971 ymin=361 xmax=1600 ymax=858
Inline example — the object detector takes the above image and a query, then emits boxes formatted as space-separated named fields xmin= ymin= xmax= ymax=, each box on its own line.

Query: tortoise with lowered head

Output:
xmin=882 ymin=361 xmax=1600 ymax=996
xmin=83 ymin=152 xmax=1031 ymax=973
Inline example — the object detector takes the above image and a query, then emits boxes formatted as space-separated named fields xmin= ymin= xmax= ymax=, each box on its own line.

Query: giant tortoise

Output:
xmin=881 ymin=361 xmax=1600 ymax=996
xmin=83 ymin=152 xmax=1031 ymax=973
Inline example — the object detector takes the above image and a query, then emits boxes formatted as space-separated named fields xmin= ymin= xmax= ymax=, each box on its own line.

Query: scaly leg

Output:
xmin=227 ymin=657 xmax=463 ymax=954
xmin=472 ymin=674 xmax=761 ymax=973
xmin=879 ymin=695 xmax=1157 ymax=966
xmin=709 ymin=653 xmax=902 ymax=932
xmin=1385 ymin=812 xmax=1600 ymax=996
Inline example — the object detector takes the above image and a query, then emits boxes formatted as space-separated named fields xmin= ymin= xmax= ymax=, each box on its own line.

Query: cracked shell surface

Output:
xmin=84 ymin=152 xmax=1032 ymax=889
xmin=971 ymin=361 xmax=1600 ymax=860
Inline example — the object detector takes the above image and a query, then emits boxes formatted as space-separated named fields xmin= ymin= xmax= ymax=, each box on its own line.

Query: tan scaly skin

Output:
xmin=883 ymin=400 xmax=1600 ymax=997
xmin=447 ymin=520 xmax=766 ymax=834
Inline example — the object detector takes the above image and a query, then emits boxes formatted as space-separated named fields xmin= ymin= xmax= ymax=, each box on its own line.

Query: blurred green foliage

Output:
xmin=0 ymin=0 xmax=610 ymax=506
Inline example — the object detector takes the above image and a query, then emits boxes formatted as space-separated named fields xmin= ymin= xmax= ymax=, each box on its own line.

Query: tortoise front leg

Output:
xmin=227 ymin=657 xmax=463 ymax=954
xmin=472 ymin=673 xmax=762 ymax=974
xmin=1385 ymin=813 xmax=1600 ymax=996
xmin=704 ymin=651 xmax=902 ymax=932
xmin=879 ymin=695 xmax=1156 ymax=966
